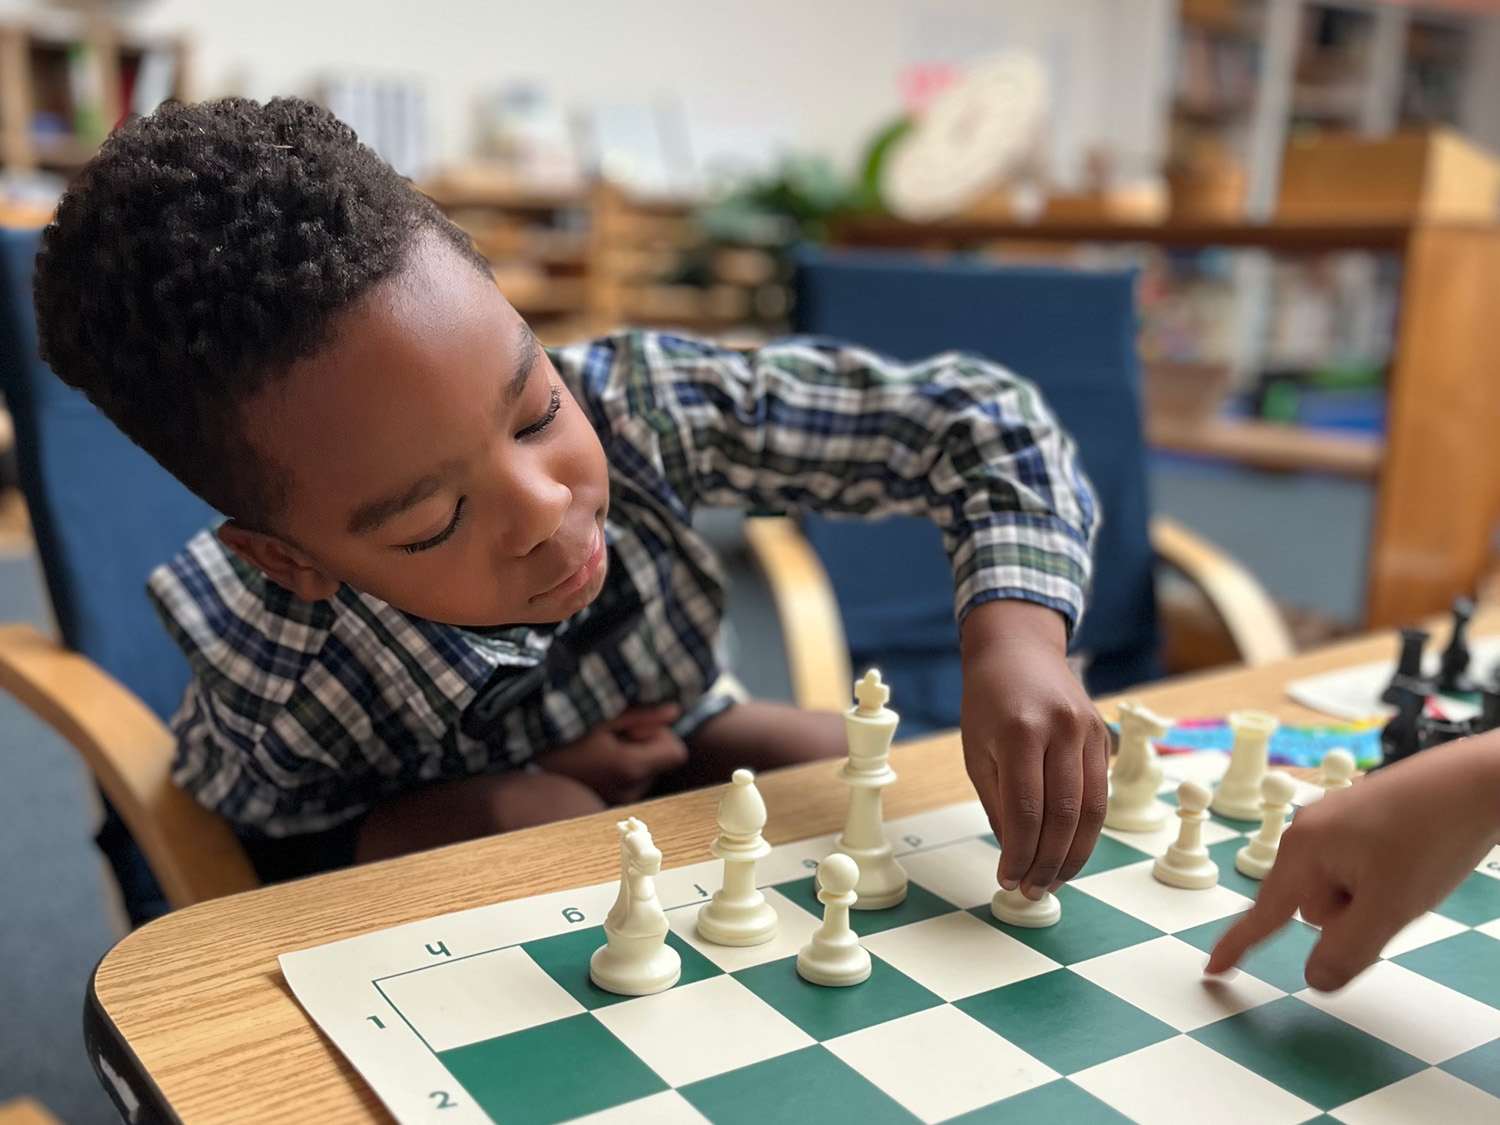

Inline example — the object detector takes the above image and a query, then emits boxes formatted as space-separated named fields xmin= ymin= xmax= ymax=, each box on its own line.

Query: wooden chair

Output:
xmin=0 ymin=1097 xmax=64 ymax=1125
xmin=0 ymin=225 xmax=257 ymax=920
xmin=753 ymin=249 xmax=1292 ymax=723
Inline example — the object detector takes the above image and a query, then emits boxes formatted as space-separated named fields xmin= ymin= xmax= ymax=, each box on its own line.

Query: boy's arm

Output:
xmin=568 ymin=334 xmax=1105 ymax=895
xmin=1209 ymin=735 xmax=1500 ymax=991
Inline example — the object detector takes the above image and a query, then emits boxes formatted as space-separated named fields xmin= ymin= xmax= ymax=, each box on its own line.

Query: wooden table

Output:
xmin=86 ymin=618 xmax=1458 ymax=1124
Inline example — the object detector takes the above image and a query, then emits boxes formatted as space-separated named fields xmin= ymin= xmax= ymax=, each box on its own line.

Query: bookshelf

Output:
xmin=424 ymin=172 xmax=781 ymax=345
xmin=0 ymin=19 xmax=188 ymax=177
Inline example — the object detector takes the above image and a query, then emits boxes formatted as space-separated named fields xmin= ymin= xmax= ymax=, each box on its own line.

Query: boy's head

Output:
xmin=34 ymin=98 xmax=609 ymax=627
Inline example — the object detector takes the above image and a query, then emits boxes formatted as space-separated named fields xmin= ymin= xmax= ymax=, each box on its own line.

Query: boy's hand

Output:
xmin=960 ymin=600 xmax=1110 ymax=899
xmin=534 ymin=703 xmax=688 ymax=805
xmin=1209 ymin=735 xmax=1500 ymax=991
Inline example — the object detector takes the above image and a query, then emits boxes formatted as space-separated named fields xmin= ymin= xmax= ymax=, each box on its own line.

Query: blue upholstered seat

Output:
xmin=790 ymin=247 xmax=1160 ymax=735
xmin=0 ymin=225 xmax=218 ymax=921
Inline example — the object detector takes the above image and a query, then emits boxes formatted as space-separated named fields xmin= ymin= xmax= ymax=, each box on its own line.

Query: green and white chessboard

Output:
xmin=280 ymin=752 xmax=1500 ymax=1125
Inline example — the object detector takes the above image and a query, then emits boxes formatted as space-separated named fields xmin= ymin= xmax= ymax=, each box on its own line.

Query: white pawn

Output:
xmin=697 ymin=770 xmax=778 ymax=946
xmin=833 ymin=670 xmax=908 ymax=910
xmin=1235 ymin=771 xmax=1297 ymax=880
xmin=1153 ymin=780 xmax=1220 ymax=889
xmin=1105 ymin=700 xmax=1175 ymax=832
xmin=991 ymin=886 xmax=1061 ymax=928
xmin=796 ymin=854 xmax=872 ymax=987
xmin=590 ymin=818 xmax=681 ymax=996
xmin=1320 ymin=748 xmax=1356 ymax=791
xmin=1212 ymin=710 xmax=1278 ymax=821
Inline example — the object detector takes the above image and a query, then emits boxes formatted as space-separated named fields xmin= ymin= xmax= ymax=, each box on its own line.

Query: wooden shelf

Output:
xmin=830 ymin=215 xmax=1430 ymax=253
xmin=1149 ymin=416 xmax=1382 ymax=478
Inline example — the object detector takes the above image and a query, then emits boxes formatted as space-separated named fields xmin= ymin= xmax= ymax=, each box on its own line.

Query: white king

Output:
xmin=832 ymin=669 xmax=908 ymax=910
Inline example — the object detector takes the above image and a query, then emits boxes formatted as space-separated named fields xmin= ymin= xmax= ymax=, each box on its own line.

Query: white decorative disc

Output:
xmin=883 ymin=51 xmax=1048 ymax=222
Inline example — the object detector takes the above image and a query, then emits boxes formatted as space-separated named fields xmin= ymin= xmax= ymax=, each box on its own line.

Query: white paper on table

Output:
xmin=1284 ymin=635 xmax=1500 ymax=722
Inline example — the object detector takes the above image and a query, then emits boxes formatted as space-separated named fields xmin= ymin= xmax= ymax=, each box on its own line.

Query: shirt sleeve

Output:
xmin=580 ymin=332 xmax=1100 ymax=632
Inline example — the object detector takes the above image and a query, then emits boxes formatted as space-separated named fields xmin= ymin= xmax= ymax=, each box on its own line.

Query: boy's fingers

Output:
xmin=1052 ymin=720 xmax=1111 ymax=888
xmin=611 ymin=703 xmax=682 ymax=738
xmin=1022 ymin=729 xmax=1083 ymax=896
xmin=961 ymin=744 xmax=1007 ymax=878
xmin=1207 ymin=870 xmax=1300 ymax=974
xmin=626 ymin=730 xmax=689 ymax=777
xmin=997 ymin=731 xmax=1046 ymax=891
xmin=1304 ymin=898 xmax=1400 ymax=992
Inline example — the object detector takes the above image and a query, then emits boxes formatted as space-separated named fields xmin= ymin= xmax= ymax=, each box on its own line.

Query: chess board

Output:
xmin=281 ymin=753 xmax=1500 ymax=1125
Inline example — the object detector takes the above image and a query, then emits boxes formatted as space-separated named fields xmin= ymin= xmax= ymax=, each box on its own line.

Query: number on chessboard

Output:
xmin=425 ymin=942 xmax=450 ymax=958
xmin=562 ymin=907 xmax=585 ymax=924
xmin=802 ymin=858 xmax=819 ymax=869
xmin=366 ymin=1015 xmax=385 ymax=1029
xmin=903 ymin=835 xmax=922 ymax=848
xmin=429 ymin=1091 xmax=457 ymax=1110
xmin=694 ymin=883 xmax=708 ymax=897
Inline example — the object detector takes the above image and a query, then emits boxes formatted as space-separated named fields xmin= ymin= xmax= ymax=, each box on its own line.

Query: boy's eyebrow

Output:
xmin=347 ymin=327 xmax=540 ymax=538
xmin=347 ymin=476 xmax=443 ymax=536
xmin=504 ymin=324 xmax=541 ymax=403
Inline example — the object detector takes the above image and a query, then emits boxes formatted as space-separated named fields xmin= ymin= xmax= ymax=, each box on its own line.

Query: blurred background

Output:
xmin=2 ymin=0 xmax=1499 ymax=1119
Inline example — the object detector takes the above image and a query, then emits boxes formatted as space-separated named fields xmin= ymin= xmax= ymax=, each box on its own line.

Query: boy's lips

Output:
xmin=534 ymin=527 xmax=604 ymax=602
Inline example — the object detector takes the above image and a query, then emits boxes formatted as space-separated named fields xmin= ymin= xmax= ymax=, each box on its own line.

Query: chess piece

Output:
xmin=1105 ymin=700 xmax=1174 ymax=832
xmin=589 ymin=818 xmax=681 ymax=996
xmin=990 ymin=885 xmax=1061 ymax=928
xmin=1470 ymin=688 xmax=1500 ymax=737
xmin=1153 ymin=781 xmax=1219 ymax=889
xmin=697 ymin=770 xmax=778 ymax=947
xmin=1211 ymin=710 xmax=1278 ymax=821
xmin=1382 ymin=628 xmax=1431 ymax=704
xmin=1374 ymin=686 xmax=1424 ymax=770
xmin=1436 ymin=597 xmax=1478 ymax=695
xmin=831 ymin=670 xmax=908 ymax=910
xmin=1235 ymin=771 xmax=1296 ymax=880
xmin=1318 ymin=748 xmax=1355 ymax=791
xmin=796 ymin=854 xmax=872 ymax=987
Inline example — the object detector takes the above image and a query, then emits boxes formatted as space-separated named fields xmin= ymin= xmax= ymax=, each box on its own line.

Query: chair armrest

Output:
xmin=741 ymin=517 xmax=854 ymax=712
xmin=1150 ymin=515 xmax=1295 ymax=667
xmin=0 ymin=623 xmax=258 ymax=908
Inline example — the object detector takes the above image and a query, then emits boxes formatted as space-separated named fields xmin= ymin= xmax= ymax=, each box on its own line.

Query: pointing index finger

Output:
xmin=1207 ymin=865 xmax=1301 ymax=975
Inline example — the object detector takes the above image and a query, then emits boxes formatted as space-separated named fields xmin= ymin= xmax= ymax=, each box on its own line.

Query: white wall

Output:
xmin=10 ymin=0 xmax=1172 ymax=189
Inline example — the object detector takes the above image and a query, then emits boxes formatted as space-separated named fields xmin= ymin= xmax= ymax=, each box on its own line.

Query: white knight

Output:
xmin=590 ymin=818 xmax=681 ymax=996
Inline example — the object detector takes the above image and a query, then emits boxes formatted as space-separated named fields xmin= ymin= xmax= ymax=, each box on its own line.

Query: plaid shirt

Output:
xmin=148 ymin=331 xmax=1099 ymax=836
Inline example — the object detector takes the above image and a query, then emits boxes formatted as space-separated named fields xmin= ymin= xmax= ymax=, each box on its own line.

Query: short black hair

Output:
xmin=34 ymin=96 xmax=489 ymax=530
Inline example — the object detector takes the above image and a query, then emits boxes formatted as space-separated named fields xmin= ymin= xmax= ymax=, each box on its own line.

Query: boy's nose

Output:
xmin=495 ymin=475 xmax=569 ymax=558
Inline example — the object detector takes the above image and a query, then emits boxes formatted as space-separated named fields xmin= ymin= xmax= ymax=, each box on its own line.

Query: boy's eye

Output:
xmin=400 ymin=497 xmax=466 ymax=554
xmin=516 ymin=386 xmax=563 ymax=439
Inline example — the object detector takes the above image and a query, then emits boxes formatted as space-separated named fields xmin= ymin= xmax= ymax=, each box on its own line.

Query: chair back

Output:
xmin=791 ymin=247 xmax=1158 ymax=730
xmin=0 ymin=225 xmax=215 ymax=722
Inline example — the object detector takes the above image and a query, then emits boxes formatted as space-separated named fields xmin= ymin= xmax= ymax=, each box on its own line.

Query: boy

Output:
xmin=33 ymin=97 xmax=1107 ymax=896
xmin=1210 ymin=733 xmax=1500 ymax=992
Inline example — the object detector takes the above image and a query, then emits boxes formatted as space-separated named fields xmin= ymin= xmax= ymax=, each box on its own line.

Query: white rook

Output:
xmin=832 ymin=670 xmax=908 ymax=910
xmin=1212 ymin=710 xmax=1278 ymax=822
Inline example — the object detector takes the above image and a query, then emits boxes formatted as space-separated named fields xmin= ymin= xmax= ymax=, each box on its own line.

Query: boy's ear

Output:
xmin=216 ymin=521 xmax=341 ymax=604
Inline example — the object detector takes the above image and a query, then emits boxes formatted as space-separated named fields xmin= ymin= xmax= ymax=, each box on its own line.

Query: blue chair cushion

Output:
xmin=792 ymin=247 xmax=1159 ymax=702
xmin=0 ymin=226 xmax=218 ymax=723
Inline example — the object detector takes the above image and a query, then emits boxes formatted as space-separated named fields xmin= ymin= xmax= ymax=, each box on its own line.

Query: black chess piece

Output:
xmin=1382 ymin=628 xmax=1431 ymax=705
xmin=1436 ymin=597 xmax=1479 ymax=695
xmin=1471 ymin=688 xmax=1500 ymax=737
xmin=1418 ymin=715 xmax=1468 ymax=749
xmin=1374 ymin=684 xmax=1425 ymax=770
